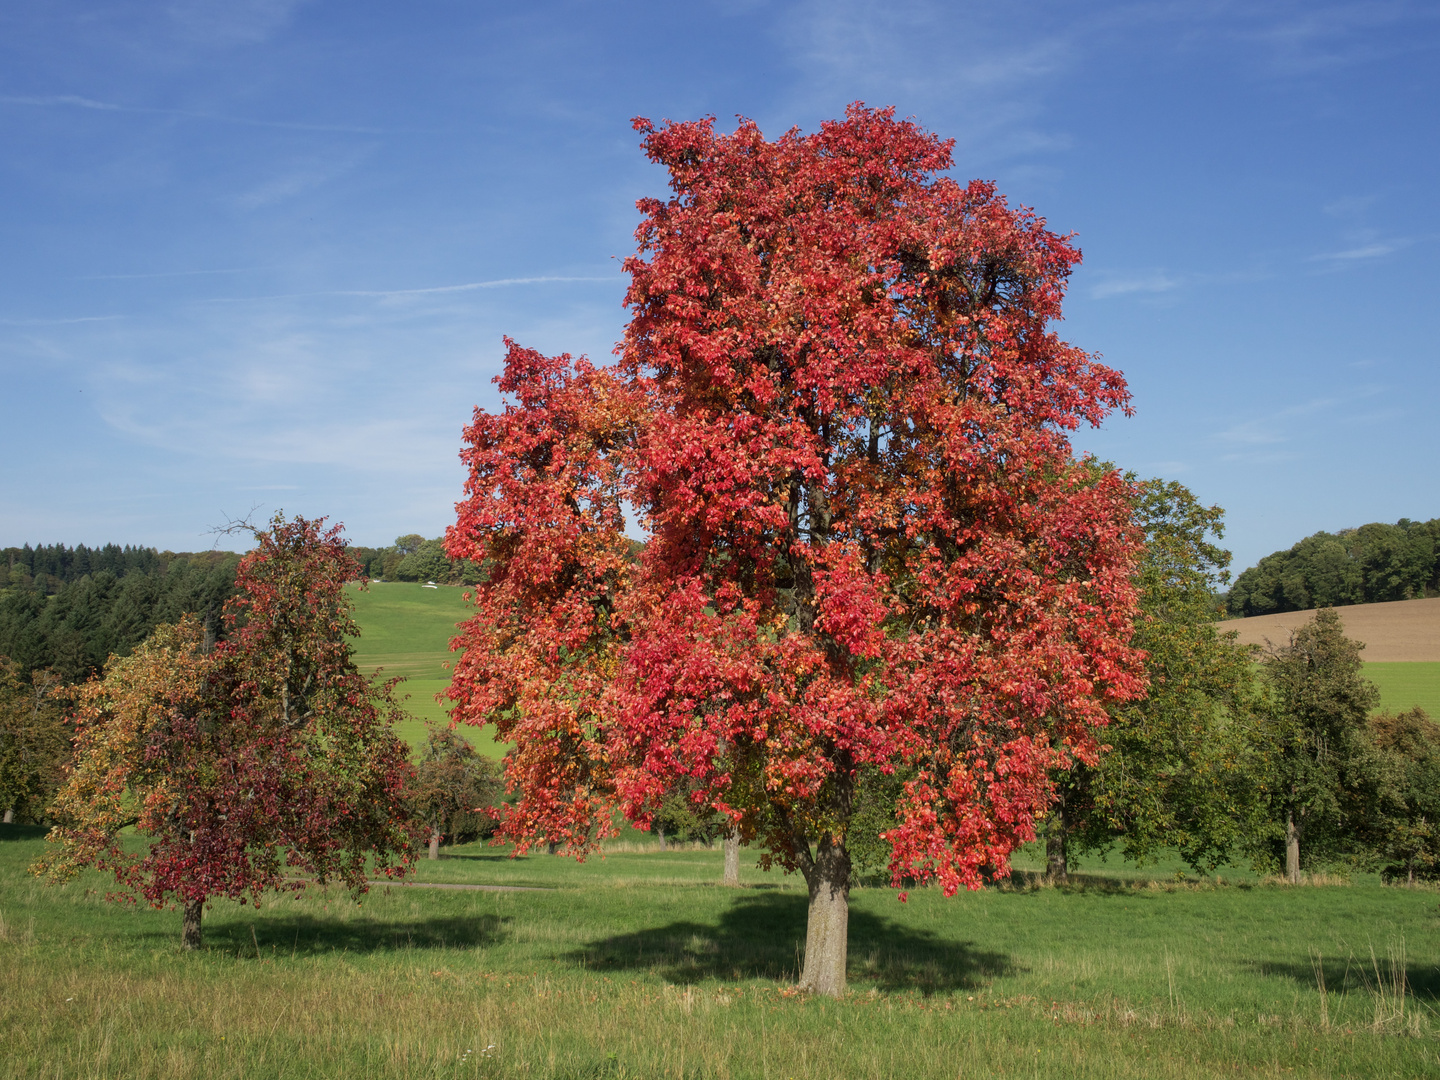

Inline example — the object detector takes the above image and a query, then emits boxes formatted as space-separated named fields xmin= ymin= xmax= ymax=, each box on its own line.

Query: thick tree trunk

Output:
xmin=181 ymin=898 xmax=204 ymax=950
xmin=796 ymin=837 xmax=850 ymax=997
xmin=723 ymin=827 xmax=741 ymax=887
xmin=428 ymin=828 xmax=441 ymax=860
xmin=2 ymin=808 xmax=12 ymax=824
xmin=1045 ymin=815 xmax=1068 ymax=886
xmin=1285 ymin=812 xmax=1301 ymax=884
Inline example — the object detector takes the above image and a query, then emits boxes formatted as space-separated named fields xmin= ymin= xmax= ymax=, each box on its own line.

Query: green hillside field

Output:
xmin=346 ymin=581 xmax=506 ymax=757
xmin=350 ymin=581 xmax=1438 ymax=761
xmin=1365 ymin=661 xmax=1440 ymax=718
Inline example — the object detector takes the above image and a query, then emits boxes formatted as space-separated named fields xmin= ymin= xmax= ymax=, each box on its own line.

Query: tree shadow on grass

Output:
xmin=193 ymin=910 xmax=510 ymax=957
xmin=1247 ymin=955 xmax=1440 ymax=1002
xmin=570 ymin=891 xmax=1012 ymax=994
xmin=999 ymin=869 xmax=1168 ymax=895
xmin=0 ymin=824 xmax=47 ymax=842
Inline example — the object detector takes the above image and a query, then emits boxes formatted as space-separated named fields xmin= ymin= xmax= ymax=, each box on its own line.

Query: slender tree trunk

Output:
xmin=1285 ymin=812 xmax=1301 ymax=884
xmin=181 ymin=898 xmax=204 ymax=950
xmin=723 ymin=827 xmax=741 ymax=887
xmin=428 ymin=828 xmax=441 ymax=860
xmin=2 ymin=808 xmax=12 ymax=825
xmin=656 ymin=825 xmax=667 ymax=852
xmin=796 ymin=836 xmax=850 ymax=997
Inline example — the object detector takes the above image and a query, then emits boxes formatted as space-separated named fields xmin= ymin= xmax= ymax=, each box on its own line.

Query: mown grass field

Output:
xmin=2 ymin=825 xmax=1436 ymax=1079
xmin=345 ymin=582 xmax=506 ymax=757
xmin=356 ymin=586 xmax=1439 ymax=766
xmin=1365 ymin=662 xmax=1440 ymax=719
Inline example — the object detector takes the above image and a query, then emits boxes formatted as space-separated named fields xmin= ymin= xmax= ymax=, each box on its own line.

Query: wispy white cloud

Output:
xmin=0 ymin=315 xmax=128 ymax=326
xmin=165 ymin=0 xmax=312 ymax=47
xmin=234 ymin=146 xmax=375 ymax=210
xmin=197 ymin=276 xmax=620 ymax=304
xmin=0 ymin=92 xmax=389 ymax=134
xmin=1087 ymin=271 xmax=1181 ymax=300
xmin=1214 ymin=396 xmax=1340 ymax=447
xmin=1322 ymin=193 xmax=1379 ymax=218
xmin=79 ymin=268 xmax=265 ymax=281
xmin=1310 ymin=238 xmax=1414 ymax=262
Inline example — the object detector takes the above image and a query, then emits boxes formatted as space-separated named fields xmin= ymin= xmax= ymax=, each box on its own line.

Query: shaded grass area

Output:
xmin=4 ymin=824 xmax=1438 ymax=1078
xmin=1366 ymin=661 xmax=1440 ymax=718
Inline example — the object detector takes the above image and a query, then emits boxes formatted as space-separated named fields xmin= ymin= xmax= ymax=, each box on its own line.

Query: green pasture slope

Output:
xmin=346 ymin=581 xmax=505 ymax=757
xmin=1366 ymin=662 xmax=1440 ymax=719
xmin=3 ymin=826 xmax=1437 ymax=1080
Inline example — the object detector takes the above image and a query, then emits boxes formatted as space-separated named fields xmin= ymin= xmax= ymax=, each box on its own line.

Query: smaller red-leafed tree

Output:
xmin=34 ymin=514 xmax=419 ymax=949
xmin=447 ymin=107 xmax=1146 ymax=997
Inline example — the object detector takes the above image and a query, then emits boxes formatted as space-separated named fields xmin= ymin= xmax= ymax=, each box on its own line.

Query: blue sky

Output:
xmin=2 ymin=1 xmax=1436 ymax=575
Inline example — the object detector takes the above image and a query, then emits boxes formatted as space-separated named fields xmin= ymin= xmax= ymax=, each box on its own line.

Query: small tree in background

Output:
xmin=0 ymin=661 xmax=70 ymax=824
xmin=1047 ymin=478 xmax=1270 ymax=882
xmin=1356 ymin=707 xmax=1440 ymax=885
xmin=411 ymin=723 xmax=504 ymax=858
xmin=1261 ymin=607 xmax=1379 ymax=883
xmin=34 ymin=514 xmax=420 ymax=949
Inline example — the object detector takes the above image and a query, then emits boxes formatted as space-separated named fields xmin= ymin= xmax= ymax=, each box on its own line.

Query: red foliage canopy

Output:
xmin=447 ymin=106 xmax=1144 ymax=908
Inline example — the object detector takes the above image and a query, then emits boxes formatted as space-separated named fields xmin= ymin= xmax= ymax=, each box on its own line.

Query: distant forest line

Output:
xmin=4 ymin=512 xmax=1436 ymax=681
xmin=1224 ymin=518 xmax=1440 ymax=618
xmin=0 ymin=534 xmax=475 ymax=684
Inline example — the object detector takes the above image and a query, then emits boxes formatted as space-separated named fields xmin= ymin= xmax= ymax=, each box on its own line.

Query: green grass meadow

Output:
xmin=1365 ymin=662 xmax=1440 ymax=719
xmin=13 ymin=581 xmax=1407 ymax=1076
xmin=346 ymin=582 xmax=506 ymax=757
xmin=3 ymin=825 xmax=1437 ymax=1079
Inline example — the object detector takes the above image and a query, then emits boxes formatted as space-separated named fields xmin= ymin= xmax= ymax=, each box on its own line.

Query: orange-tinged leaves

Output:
xmin=448 ymin=106 xmax=1145 ymax=886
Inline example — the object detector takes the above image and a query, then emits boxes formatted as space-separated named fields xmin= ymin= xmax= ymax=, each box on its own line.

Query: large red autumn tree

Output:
xmin=446 ymin=106 xmax=1146 ymax=996
xmin=36 ymin=514 xmax=418 ymax=949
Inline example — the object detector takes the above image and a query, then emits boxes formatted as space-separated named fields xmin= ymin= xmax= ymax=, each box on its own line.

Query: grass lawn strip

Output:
xmin=3 ymin=825 xmax=1436 ymax=1079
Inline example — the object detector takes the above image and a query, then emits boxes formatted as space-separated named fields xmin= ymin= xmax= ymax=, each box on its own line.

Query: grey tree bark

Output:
xmin=1285 ymin=812 xmax=1301 ymax=884
xmin=181 ymin=898 xmax=204 ymax=950
xmin=2 ymin=808 xmax=12 ymax=825
xmin=428 ymin=828 xmax=441 ymax=860
xmin=723 ymin=827 xmax=741 ymax=887
xmin=1045 ymin=826 xmax=1069 ymax=886
xmin=656 ymin=825 xmax=667 ymax=851
xmin=795 ymin=836 xmax=850 ymax=997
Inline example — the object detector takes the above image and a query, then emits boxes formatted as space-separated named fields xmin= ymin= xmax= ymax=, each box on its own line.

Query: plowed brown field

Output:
xmin=1218 ymin=595 xmax=1440 ymax=661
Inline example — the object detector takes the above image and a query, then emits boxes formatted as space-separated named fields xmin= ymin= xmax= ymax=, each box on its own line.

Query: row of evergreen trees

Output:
xmin=0 ymin=549 xmax=242 ymax=684
xmin=1225 ymin=518 xmax=1440 ymax=617
xmin=1 ymin=543 xmax=166 ymax=592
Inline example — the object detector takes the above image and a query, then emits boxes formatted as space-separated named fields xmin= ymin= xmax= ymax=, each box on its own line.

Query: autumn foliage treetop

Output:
xmin=446 ymin=105 xmax=1146 ymax=995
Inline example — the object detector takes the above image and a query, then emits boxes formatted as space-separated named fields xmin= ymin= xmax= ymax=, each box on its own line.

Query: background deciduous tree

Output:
xmin=410 ymin=722 xmax=504 ymax=859
xmin=446 ymin=106 xmax=1146 ymax=996
xmin=0 ymin=660 xmax=70 ymax=825
xmin=1048 ymin=478 xmax=1269 ymax=881
xmin=1260 ymin=607 xmax=1380 ymax=883
xmin=1355 ymin=707 xmax=1440 ymax=885
xmin=34 ymin=514 xmax=419 ymax=949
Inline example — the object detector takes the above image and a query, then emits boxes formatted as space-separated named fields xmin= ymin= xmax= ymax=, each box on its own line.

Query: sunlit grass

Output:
xmin=1365 ymin=661 xmax=1440 ymax=718
xmin=3 ymin=824 xmax=1437 ymax=1079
